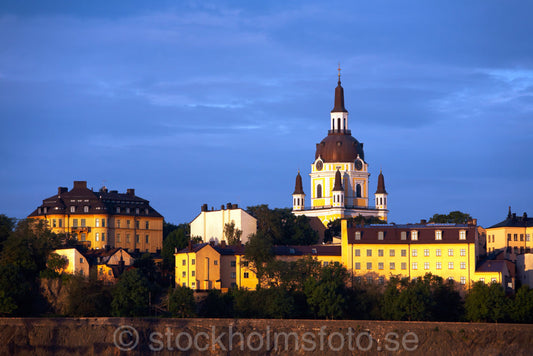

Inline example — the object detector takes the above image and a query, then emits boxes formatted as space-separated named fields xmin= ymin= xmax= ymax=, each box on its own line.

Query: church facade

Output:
xmin=292 ymin=71 xmax=389 ymax=226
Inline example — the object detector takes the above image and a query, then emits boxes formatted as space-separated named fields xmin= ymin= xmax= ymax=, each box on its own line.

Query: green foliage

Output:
xmin=198 ymin=289 xmax=234 ymax=318
xmin=65 ymin=275 xmax=112 ymax=317
xmin=304 ymin=264 xmax=349 ymax=319
xmin=111 ymin=269 xmax=151 ymax=317
xmin=465 ymin=282 xmax=508 ymax=322
xmin=508 ymin=286 xmax=533 ymax=323
xmin=0 ymin=264 xmax=33 ymax=316
xmin=0 ymin=214 xmax=15 ymax=253
xmin=325 ymin=216 xmax=386 ymax=242
xmin=167 ymin=285 xmax=196 ymax=318
xmin=232 ymin=287 xmax=295 ymax=319
xmin=263 ymin=256 xmax=322 ymax=291
xmin=223 ymin=221 xmax=243 ymax=245
xmin=162 ymin=225 xmax=189 ymax=270
xmin=243 ymin=231 xmax=274 ymax=287
xmin=246 ymin=205 xmax=318 ymax=245
xmin=429 ymin=211 xmax=472 ymax=224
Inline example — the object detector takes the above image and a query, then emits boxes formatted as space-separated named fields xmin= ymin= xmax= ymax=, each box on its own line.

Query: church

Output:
xmin=292 ymin=69 xmax=389 ymax=226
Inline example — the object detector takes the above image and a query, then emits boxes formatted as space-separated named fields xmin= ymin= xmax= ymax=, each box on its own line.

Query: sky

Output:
xmin=1 ymin=0 xmax=532 ymax=227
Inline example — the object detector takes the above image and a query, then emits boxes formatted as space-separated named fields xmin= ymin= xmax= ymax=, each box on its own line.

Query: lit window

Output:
xmin=95 ymin=219 xmax=100 ymax=227
xmin=436 ymin=249 xmax=441 ymax=257
xmin=479 ymin=278 xmax=485 ymax=284
xmin=448 ymin=262 xmax=454 ymax=269
xmin=435 ymin=230 xmax=442 ymax=240
xmin=95 ymin=233 xmax=99 ymax=241
xmin=355 ymin=249 xmax=360 ymax=256
xmin=390 ymin=262 xmax=395 ymax=270
xmin=448 ymin=249 xmax=454 ymax=256
xmin=378 ymin=262 xmax=384 ymax=270
xmin=378 ymin=231 xmax=384 ymax=240
xmin=367 ymin=249 xmax=372 ymax=257
xmin=191 ymin=282 xmax=195 ymax=288
xmin=424 ymin=249 xmax=429 ymax=257
xmin=390 ymin=249 xmax=395 ymax=257
xmin=459 ymin=230 xmax=466 ymax=240
xmin=355 ymin=262 xmax=361 ymax=270
xmin=412 ymin=262 xmax=418 ymax=270
xmin=460 ymin=277 xmax=466 ymax=285
xmin=401 ymin=231 xmax=407 ymax=240
xmin=436 ymin=262 xmax=442 ymax=270
xmin=412 ymin=249 xmax=417 ymax=257
xmin=460 ymin=249 xmax=466 ymax=256
xmin=84 ymin=206 xmax=89 ymax=213
xmin=378 ymin=249 xmax=384 ymax=257
xmin=411 ymin=231 xmax=418 ymax=240
xmin=424 ymin=262 xmax=430 ymax=270
xmin=491 ymin=278 xmax=497 ymax=283
xmin=401 ymin=262 xmax=407 ymax=270
xmin=460 ymin=262 xmax=466 ymax=269
xmin=355 ymin=231 xmax=361 ymax=240
xmin=401 ymin=249 xmax=407 ymax=257
xmin=367 ymin=262 xmax=372 ymax=270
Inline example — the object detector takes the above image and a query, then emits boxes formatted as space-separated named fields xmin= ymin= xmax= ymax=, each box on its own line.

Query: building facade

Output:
xmin=29 ymin=181 xmax=163 ymax=253
xmin=190 ymin=203 xmax=257 ymax=244
xmin=52 ymin=248 xmax=90 ymax=276
xmin=292 ymin=70 xmax=388 ymax=226
xmin=486 ymin=208 xmax=532 ymax=259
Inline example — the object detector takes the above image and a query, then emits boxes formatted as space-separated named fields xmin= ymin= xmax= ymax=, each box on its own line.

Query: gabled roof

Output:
xmin=488 ymin=213 xmax=532 ymax=229
xmin=477 ymin=259 xmax=515 ymax=277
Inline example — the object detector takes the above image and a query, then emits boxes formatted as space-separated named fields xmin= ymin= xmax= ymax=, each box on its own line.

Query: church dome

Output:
xmin=315 ymin=132 xmax=364 ymax=163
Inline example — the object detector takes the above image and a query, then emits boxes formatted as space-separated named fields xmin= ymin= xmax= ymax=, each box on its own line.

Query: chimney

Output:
xmin=221 ymin=240 xmax=227 ymax=247
xmin=420 ymin=219 xmax=427 ymax=225
xmin=58 ymin=187 xmax=68 ymax=195
xmin=201 ymin=204 xmax=208 ymax=212
xmin=221 ymin=205 xmax=225 ymax=210
xmin=188 ymin=240 xmax=193 ymax=251
xmin=523 ymin=212 xmax=528 ymax=221
xmin=472 ymin=218 xmax=477 ymax=226
xmin=227 ymin=202 xmax=232 ymax=209
xmin=232 ymin=204 xmax=238 ymax=209
xmin=73 ymin=181 xmax=87 ymax=189
xmin=127 ymin=188 xmax=135 ymax=196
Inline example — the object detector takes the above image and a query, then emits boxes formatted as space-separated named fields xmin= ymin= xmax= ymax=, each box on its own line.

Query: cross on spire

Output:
xmin=337 ymin=63 xmax=341 ymax=83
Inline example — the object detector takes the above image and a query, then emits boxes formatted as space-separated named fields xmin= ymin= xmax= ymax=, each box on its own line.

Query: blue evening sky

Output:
xmin=1 ymin=0 xmax=532 ymax=227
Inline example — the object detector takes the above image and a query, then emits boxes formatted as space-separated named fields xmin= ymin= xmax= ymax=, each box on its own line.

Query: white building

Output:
xmin=190 ymin=203 xmax=257 ymax=245
xmin=517 ymin=253 xmax=533 ymax=288
xmin=52 ymin=248 xmax=90 ymax=276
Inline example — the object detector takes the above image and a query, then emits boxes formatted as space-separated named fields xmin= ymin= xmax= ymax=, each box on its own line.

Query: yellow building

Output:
xmin=29 ymin=181 xmax=163 ymax=253
xmin=84 ymin=248 xmax=135 ymax=284
xmin=51 ymin=248 xmax=90 ymax=276
xmin=292 ymin=69 xmax=388 ymax=226
xmin=340 ymin=220 xmax=501 ymax=288
xmin=486 ymin=208 xmax=532 ymax=259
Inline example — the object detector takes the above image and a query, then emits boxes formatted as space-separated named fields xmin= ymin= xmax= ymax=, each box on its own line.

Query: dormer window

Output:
xmin=459 ymin=230 xmax=466 ymax=240
xmin=116 ymin=207 xmax=120 ymax=213
xmin=38 ymin=208 xmax=42 ymax=214
xmin=401 ymin=231 xmax=407 ymax=240
xmin=355 ymin=231 xmax=361 ymax=240
xmin=70 ymin=206 xmax=75 ymax=213
xmin=135 ymin=208 xmax=140 ymax=215
xmin=378 ymin=231 xmax=384 ymax=240
xmin=435 ymin=230 xmax=442 ymax=240
xmin=84 ymin=206 xmax=89 ymax=213
xmin=411 ymin=231 xmax=418 ymax=241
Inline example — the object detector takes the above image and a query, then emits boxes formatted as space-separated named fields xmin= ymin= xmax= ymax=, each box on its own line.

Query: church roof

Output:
xmin=315 ymin=133 xmax=364 ymax=163
xmin=293 ymin=171 xmax=304 ymax=195
xmin=376 ymin=170 xmax=387 ymax=194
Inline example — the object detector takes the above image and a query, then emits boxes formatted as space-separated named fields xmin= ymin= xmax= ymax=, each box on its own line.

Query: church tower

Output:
xmin=375 ymin=170 xmax=389 ymax=221
xmin=292 ymin=170 xmax=305 ymax=211
xmin=292 ymin=67 xmax=389 ymax=226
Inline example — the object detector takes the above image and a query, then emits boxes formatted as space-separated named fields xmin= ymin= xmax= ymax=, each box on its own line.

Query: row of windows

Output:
xmin=181 ymin=270 xmax=250 ymax=280
xmin=116 ymin=234 xmax=150 ymax=244
xmin=506 ymin=233 xmax=531 ymax=242
xmin=355 ymin=248 xmax=467 ymax=257
xmin=354 ymin=230 xmax=466 ymax=241
xmin=355 ymin=261 xmax=467 ymax=270
xmin=315 ymin=183 xmax=362 ymax=198
xmin=115 ymin=207 xmax=150 ymax=215
xmin=354 ymin=276 xmax=469 ymax=285
xmin=115 ymin=220 xmax=150 ymax=229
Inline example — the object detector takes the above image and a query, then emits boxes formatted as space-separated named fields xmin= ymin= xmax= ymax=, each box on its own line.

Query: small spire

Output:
xmin=376 ymin=170 xmax=387 ymax=194
xmin=293 ymin=170 xmax=304 ymax=195
xmin=337 ymin=63 xmax=341 ymax=84
xmin=332 ymin=169 xmax=344 ymax=191
xmin=332 ymin=65 xmax=348 ymax=113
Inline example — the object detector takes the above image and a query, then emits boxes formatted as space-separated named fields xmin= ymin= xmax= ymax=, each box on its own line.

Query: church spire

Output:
xmin=293 ymin=170 xmax=304 ymax=195
xmin=331 ymin=64 xmax=348 ymax=113
xmin=332 ymin=169 xmax=344 ymax=191
xmin=376 ymin=169 xmax=387 ymax=194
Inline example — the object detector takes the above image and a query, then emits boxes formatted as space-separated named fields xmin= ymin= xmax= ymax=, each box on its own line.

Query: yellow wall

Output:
xmin=52 ymin=248 xmax=89 ymax=277
xmin=486 ymin=226 xmax=532 ymax=255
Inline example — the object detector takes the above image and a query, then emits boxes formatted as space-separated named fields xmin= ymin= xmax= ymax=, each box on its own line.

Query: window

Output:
xmin=102 ymin=219 xmax=105 ymax=227
xmin=244 ymin=272 xmax=249 ymax=278
xmin=126 ymin=234 xmax=130 ymax=243
xmin=448 ymin=262 xmax=454 ymax=269
xmin=401 ymin=249 xmax=407 ymax=257
xmin=127 ymin=220 xmax=131 ymax=228
xmin=366 ymin=277 xmax=373 ymax=284
xmin=116 ymin=207 xmax=121 ymax=213
xmin=378 ymin=231 xmax=384 ymax=240
xmin=491 ymin=278 xmax=497 ymax=283
xmin=460 ymin=262 xmax=466 ymax=269
xmin=514 ymin=234 xmax=518 ymax=241
xmin=520 ymin=234 xmax=524 ymax=241
xmin=412 ymin=262 xmax=418 ymax=270
xmin=52 ymin=219 xmax=57 ymax=228
xmin=182 ymin=259 xmax=186 ymax=266
xmin=355 ymin=231 xmax=361 ymax=240
xmin=84 ymin=206 xmax=89 ymax=213
xmin=479 ymin=278 xmax=485 ymax=284
xmin=95 ymin=219 xmax=100 ymax=227
xmin=117 ymin=220 xmax=121 ymax=228
xmin=527 ymin=234 xmax=531 ymax=242
xmin=401 ymin=231 xmax=407 ymax=240
xmin=460 ymin=277 xmax=466 ymax=285
xmin=70 ymin=206 xmax=76 ymax=213
xmin=117 ymin=234 xmax=121 ymax=243
xmin=401 ymin=262 xmax=407 ymax=270
xmin=182 ymin=271 xmax=186 ymax=277
xmin=424 ymin=262 xmax=430 ymax=270
xmin=412 ymin=249 xmax=417 ymax=257
xmin=230 ymin=261 xmax=236 ymax=267
xmin=411 ymin=231 xmax=418 ymax=240
xmin=448 ymin=277 xmax=454 ymax=282
xmin=135 ymin=221 xmax=140 ymax=229
xmin=367 ymin=262 xmax=372 ymax=270
xmin=59 ymin=219 xmax=62 ymax=227
xmin=95 ymin=233 xmax=100 ymax=241
xmin=436 ymin=262 xmax=442 ymax=270
xmin=135 ymin=234 xmax=140 ymax=243
xmin=231 ymin=272 xmax=236 ymax=279
xmin=214 ymin=260 xmax=218 ymax=265
xmin=355 ymin=249 xmax=360 ymax=257
xmin=191 ymin=282 xmax=195 ymax=288
xmin=355 ymin=262 xmax=361 ymax=270
xmin=448 ymin=249 xmax=454 ymax=257
xmin=126 ymin=208 xmax=130 ymax=214
xmin=81 ymin=219 xmax=86 ymax=227
xmin=356 ymin=184 xmax=361 ymax=198
xmin=323 ymin=261 xmax=328 ymax=266
xmin=378 ymin=277 xmax=384 ymax=285
xmin=367 ymin=249 xmax=372 ymax=257
xmin=191 ymin=271 xmax=195 ymax=277
xmin=145 ymin=235 xmax=149 ymax=243
xmin=389 ymin=249 xmax=395 ymax=257
xmin=459 ymin=230 xmax=466 ymax=240
xmin=243 ymin=261 xmax=249 ymax=267
xmin=316 ymin=184 xmax=322 ymax=198
xmin=80 ymin=258 xmax=84 ymax=264
xmin=378 ymin=249 xmax=384 ymax=257
xmin=145 ymin=221 xmax=149 ymax=229
xmin=378 ymin=262 xmax=384 ymax=270
xmin=135 ymin=208 xmax=140 ymax=215
xmin=73 ymin=219 xmax=78 ymax=227
xmin=102 ymin=233 xmax=106 ymax=241
xmin=390 ymin=262 xmax=395 ymax=270
xmin=191 ymin=259 xmax=195 ymax=265
xmin=435 ymin=230 xmax=442 ymax=240
xmin=507 ymin=233 xmax=511 ymax=241
xmin=424 ymin=249 xmax=429 ymax=257
xmin=436 ymin=249 xmax=441 ymax=257
xmin=460 ymin=249 xmax=466 ymax=256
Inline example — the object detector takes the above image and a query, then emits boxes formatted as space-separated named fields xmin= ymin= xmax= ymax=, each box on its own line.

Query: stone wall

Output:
xmin=1 ymin=318 xmax=532 ymax=355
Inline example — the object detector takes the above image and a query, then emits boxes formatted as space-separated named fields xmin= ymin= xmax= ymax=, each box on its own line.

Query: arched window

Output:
xmin=380 ymin=197 xmax=383 ymax=205
xmin=356 ymin=184 xmax=361 ymax=198
xmin=343 ymin=118 xmax=346 ymax=130
xmin=317 ymin=184 xmax=322 ymax=198
xmin=337 ymin=118 xmax=341 ymax=131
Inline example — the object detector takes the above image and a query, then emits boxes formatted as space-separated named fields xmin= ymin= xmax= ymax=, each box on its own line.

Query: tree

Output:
xmin=66 ymin=275 xmax=112 ymax=317
xmin=325 ymin=216 xmax=385 ymax=243
xmin=167 ymin=285 xmax=196 ymax=318
xmin=429 ymin=211 xmax=472 ymax=224
xmin=0 ymin=264 xmax=32 ymax=316
xmin=465 ymin=282 xmax=508 ymax=322
xmin=111 ymin=269 xmax=151 ymax=317
xmin=508 ymin=286 xmax=533 ymax=323
xmin=162 ymin=226 xmax=189 ymax=270
xmin=243 ymin=232 xmax=274 ymax=287
xmin=304 ymin=263 xmax=349 ymax=319
xmin=0 ymin=214 xmax=15 ymax=253
xmin=223 ymin=221 xmax=243 ymax=245
xmin=198 ymin=289 xmax=234 ymax=318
